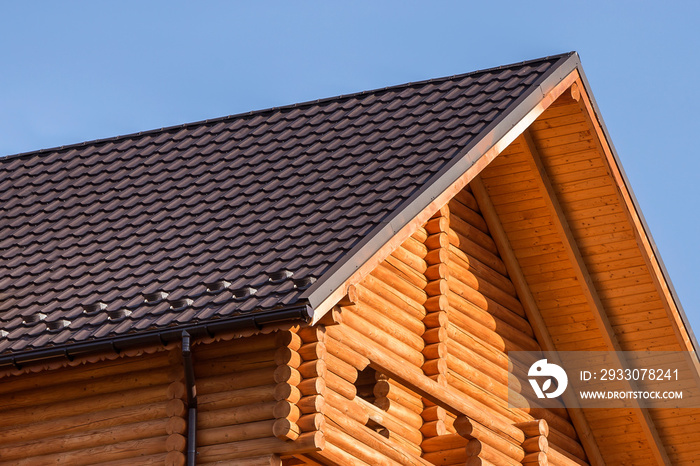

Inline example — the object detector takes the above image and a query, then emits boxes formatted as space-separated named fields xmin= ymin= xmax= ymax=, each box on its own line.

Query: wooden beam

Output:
xmin=470 ymin=176 xmax=605 ymax=466
xmin=519 ymin=128 xmax=672 ymax=466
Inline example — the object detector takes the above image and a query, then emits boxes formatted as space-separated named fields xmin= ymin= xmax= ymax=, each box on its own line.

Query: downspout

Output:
xmin=182 ymin=330 xmax=197 ymax=466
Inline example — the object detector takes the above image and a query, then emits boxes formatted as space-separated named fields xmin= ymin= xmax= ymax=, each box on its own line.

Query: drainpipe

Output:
xmin=182 ymin=330 xmax=197 ymax=466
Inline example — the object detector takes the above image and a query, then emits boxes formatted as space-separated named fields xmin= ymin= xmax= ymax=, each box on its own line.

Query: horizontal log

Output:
xmin=194 ymin=349 xmax=277 ymax=378
xmin=466 ymin=438 xmax=521 ymax=466
xmin=446 ymin=371 xmax=528 ymax=424
xmin=0 ymin=418 xmax=169 ymax=462
xmin=547 ymin=445 xmax=588 ymax=466
xmin=2 ymin=367 xmax=172 ymax=411
xmin=454 ymin=415 xmax=525 ymax=461
xmin=423 ymin=342 xmax=448 ymax=360
xmin=425 ymin=263 xmax=449 ymax=281
xmin=326 ymin=369 xmax=357 ymax=400
xmin=326 ymin=323 xmax=524 ymax=443
xmin=425 ymin=215 xmax=450 ymax=235
xmin=421 ymin=419 xmax=447 ymax=437
xmin=361 ymin=274 xmax=426 ymax=321
xmin=167 ymin=416 xmax=187 ymax=436
xmin=195 ymin=431 xmax=323 ymax=462
xmin=425 ymin=232 xmax=450 ymax=252
xmin=423 ymin=327 xmax=446 ymax=344
xmin=276 ymin=330 xmax=302 ymax=351
xmin=425 ymin=295 xmax=449 ymax=313
xmin=166 ymin=433 xmax=186 ymax=452
xmin=523 ymin=435 xmax=548 ymax=453
xmin=422 ymin=446 xmax=466 ymax=465
xmin=522 ymin=451 xmax=547 ymax=466
xmin=0 ymin=399 xmax=168 ymax=444
xmin=298 ymin=359 xmax=327 ymax=379
xmin=342 ymin=309 xmax=424 ymax=367
xmin=449 ymin=228 xmax=507 ymax=276
xmin=447 ymin=257 xmax=523 ymax=315
xmin=446 ymin=354 xmax=506 ymax=401
xmin=11 ymin=435 xmax=167 ymax=466
xmin=324 ymin=406 xmax=432 ymax=465
xmin=298 ymin=377 xmax=325 ymax=396
xmin=352 ymin=299 xmax=425 ymax=350
xmin=326 ymin=334 xmax=370 ymax=370
xmin=273 ymin=400 xmax=300 ymax=423
xmin=199 ymin=384 xmax=276 ymax=411
xmin=371 ymin=263 xmax=427 ymax=305
xmin=198 ymin=367 xmax=275 ymax=394
xmin=548 ymin=427 xmax=587 ymax=461
xmin=297 ymin=413 xmax=324 ymax=432
xmin=164 ymin=451 xmax=185 ymax=466
xmin=425 ymin=279 xmax=449 ymax=296
xmin=313 ymin=441 xmax=371 ymax=466
xmin=421 ymin=432 xmax=468 ymax=452
xmin=274 ymin=347 xmax=301 ymax=368
xmin=515 ymin=419 xmax=549 ymax=438
xmin=354 ymin=396 xmax=423 ymax=445
xmin=167 ymin=399 xmax=186 ymax=418
xmin=325 ymin=390 xmax=368 ymax=424
xmin=274 ymin=383 xmax=301 ymax=403
xmin=403 ymin=234 xmax=429 ymax=258
xmin=273 ymin=365 xmax=301 ymax=386
xmin=423 ymin=358 xmax=447 ymax=376
xmin=448 ymin=246 xmax=516 ymax=297
xmin=297 ymin=395 xmax=325 ymax=415
xmin=322 ymin=424 xmax=399 ymax=466
xmin=197 ymin=401 xmax=276 ymax=430
xmin=297 ymin=342 xmax=326 ymax=361
xmin=296 ymin=325 xmax=326 ymax=344
xmin=210 ymin=454 xmax=281 ymax=466
xmin=373 ymin=379 xmax=423 ymax=412
xmin=356 ymin=285 xmax=427 ymax=335
xmin=374 ymin=397 xmax=425 ymax=428
xmin=385 ymin=253 xmax=428 ymax=290
xmin=465 ymin=457 xmax=497 ymax=466
xmin=325 ymin=352 xmax=358 ymax=383
xmin=272 ymin=418 xmax=300 ymax=441
xmin=193 ymin=332 xmax=280 ymax=360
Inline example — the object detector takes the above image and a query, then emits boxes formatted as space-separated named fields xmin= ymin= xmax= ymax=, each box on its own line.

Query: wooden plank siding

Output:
xmin=479 ymin=91 xmax=700 ymax=465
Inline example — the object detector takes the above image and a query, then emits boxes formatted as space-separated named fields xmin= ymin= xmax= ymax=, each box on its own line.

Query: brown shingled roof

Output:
xmin=0 ymin=52 xmax=576 ymax=360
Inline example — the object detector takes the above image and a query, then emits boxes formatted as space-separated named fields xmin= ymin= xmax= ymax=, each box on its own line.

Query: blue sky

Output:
xmin=1 ymin=1 xmax=698 ymax=338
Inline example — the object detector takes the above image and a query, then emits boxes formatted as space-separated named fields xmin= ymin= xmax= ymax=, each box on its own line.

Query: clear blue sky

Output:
xmin=1 ymin=1 xmax=698 ymax=339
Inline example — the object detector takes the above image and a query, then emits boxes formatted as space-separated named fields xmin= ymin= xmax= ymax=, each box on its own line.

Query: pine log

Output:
xmin=523 ymin=435 xmax=549 ymax=453
xmin=521 ymin=452 xmax=548 ymax=466
xmin=199 ymin=384 xmax=276 ymax=411
xmin=445 ymin=354 xmax=506 ymax=401
xmin=165 ymin=451 xmax=186 ymax=466
xmin=167 ymin=399 xmax=187 ymax=418
xmin=297 ymin=341 xmax=326 ymax=361
xmin=447 ymin=257 xmax=523 ymax=314
xmin=425 ymin=263 xmax=449 ymax=281
xmin=326 ymin=335 xmax=370 ymax=370
xmin=454 ymin=415 xmax=525 ymax=461
xmin=547 ymin=445 xmax=588 ymax=466
xmin=465 ymin=457 xmax=497 ymax=466
xmin=420 ymin=419 xmax=447 ymax=437
xmin=192 ymin=333 xmax=279 ymax=360
xmin=421 ymin=432 xmax=468 ymax=452
xmin=326 ymin=369 xmax=357 ymax=400
xmin=276 ymin=330 xmax=302 ymax=351
xmin=209 ymin=454 xmax=281 ymax=466
xmin=297 ymin=395 xmax=325 ymax=415
xmin=194 ymin=349 xmax=277 ymax=377
xmin=354 ymin=396 xmax=424 ymax=445
xmin=425 ymin=215 xmax=449 ymax=235
xmin=425 ymin=231 xmax=450 ymax=251
xmin=2 ymin=367 xmax=172 ymax=411
xmin=195 ymin=431 xmax=324 ymax=462
xmin=362 ymin=274 xmax=426 ymax=321
xmin=11 ymin=436 xmax=167 ymax=466
xmin=446 ymin=371 xmax=527 ymax=423
xmin=548 ymin=428 xmax=587 ymax=461
xmin=325 ymin=352 xmax=358 ymax=383
xmin=425 ymin=295 xmax=449 ymax=313
xmin=273 ymin=365 xmax=302 ymax=386
xmin=403 ymin=234 xmax=429 ymax=258
xmin=198 ymin=367 xmax=275 ymax=394
xmin=424 ymin=279 xmax=449 ymax=296
xmin=449 ymin=213 xmax=498 ymax=256
xmin=373 ymin=379 xmax=424 ymax=412
xmin=391 ymin=244 xmax=428 ymax=273
xmin=515 ymin=419 xmax=549 ymax=438
xmin=166 ymin=433 xmax=186 ymax=452
xmin=325 ymin=390 xmax=368 ymax=424
xmin=385 ymin=253 xmax=428 ymax=289
xmin=0 ymin=400 xmax=168 ymax=444
xmin=197 ymin=401 xmax=276 ymax=429
xmin=297 ymin=413 xmax=324 ymax=432
xmin=342 ymin=309 xmax=425 ymax=367
xmin=274 ymin=383 xmax=302 ymax=403
xmin=312 ymin=442 xmax=371 ymax=466
xmin=446 ymin=322 xmax=509 ymax=368
xmin=273 ymin=400 xmax=301 ymax=423
xmin=326 ymin=323 xmax=524 ymax=443
xmin=372 ymin=262 xmax=427 ymax=304
xmin=422 ymin=446 xmax=466 ymax=465
xmin=167 ymin=416 xmax=187 ymax=435
xmin=298 ymin=359 xmax=327 ymax=379
xmin=0 ymin=351 xmax=172 ymax=396
xmin=272 ymin=418 xmax=300 ymax=441
xmin=374 ymin=397 xmax=424 ymax=427
xmin=448 ymin=228 xmax=507 ymax=275
xmin=352 ymin=299 xmax=425 ymax=349
xmin=0 ymin=418 xmax=169 ymax=462
xmin=466 ymin=438 xmax=522 ymax=466
xmin=448 ymin=246 xmax=516 ymax=296
xmin=323 ymin=407 xmax=431 ymax=466
xmin=296 ymin=326 xmax=326 ymax=344
xmin=274 ymin=347 xmax=301 ymax=368
xmin=298 ymin=377 xmax=325 ymax=396
xmin=356 ymin=288 xmax=427 ymax=336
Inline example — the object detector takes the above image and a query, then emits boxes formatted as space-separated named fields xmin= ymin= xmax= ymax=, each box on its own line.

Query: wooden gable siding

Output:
xmin=478 ymin=90 xmax=700 ymax=465
xmin=0 ymin=349 xmax=182 ymax=465
xmin=319 ymin=186 xmax=589 ymax=465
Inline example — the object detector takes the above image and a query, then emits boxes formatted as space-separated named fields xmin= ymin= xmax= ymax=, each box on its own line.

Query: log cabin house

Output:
xmin=0 ymin=52 xmax=698 ymax=465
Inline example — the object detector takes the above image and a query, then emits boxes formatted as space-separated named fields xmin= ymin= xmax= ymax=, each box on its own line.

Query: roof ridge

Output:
xmin=0 ymin=52 xmax=574 ymax=162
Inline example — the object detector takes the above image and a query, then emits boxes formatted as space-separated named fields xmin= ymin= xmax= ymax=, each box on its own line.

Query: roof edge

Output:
xmin=0 ymin=305 xmax=310 ymax=372
xmin=302 ymin=52 xmax=580 ymax=321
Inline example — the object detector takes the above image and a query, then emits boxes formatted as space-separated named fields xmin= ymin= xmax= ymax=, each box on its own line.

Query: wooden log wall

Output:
xmin=0 ymin=349 xmax=177 ymax=465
